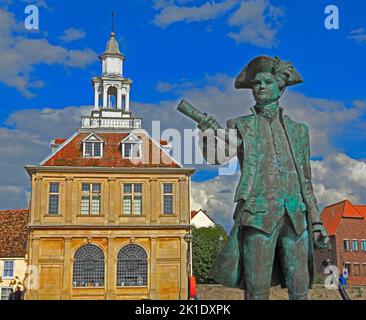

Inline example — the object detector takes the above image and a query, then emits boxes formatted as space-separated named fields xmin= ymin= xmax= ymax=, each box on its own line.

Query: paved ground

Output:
xmin=197 ymin=284 xmax=366 ymax=300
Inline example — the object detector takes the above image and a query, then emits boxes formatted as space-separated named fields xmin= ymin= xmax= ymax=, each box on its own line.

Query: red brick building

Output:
xmin=315 ymin=200 xmax=366 ymax=286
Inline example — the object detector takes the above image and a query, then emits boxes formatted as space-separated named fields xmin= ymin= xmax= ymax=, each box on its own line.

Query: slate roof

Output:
xmin=0 ymin=209 xmax=29 ymax=258
xmin=42 ymin=132 xmax=180 ymax=168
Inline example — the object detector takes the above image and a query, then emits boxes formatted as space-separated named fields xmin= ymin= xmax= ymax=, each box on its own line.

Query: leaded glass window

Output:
xmin=361 ymin=240 xmax=366 ymax=252
xmin=3 ymin=261 xmax=14 ymax=278
xmin=81 ymin=183 xmax=101 ymax=215
xmin=122 ymin=143 xmax=141 ymax=159
xmin=122 ymin=183 xmax=143 ymax=215
xmin=163 ymin=183 xmax=174 ymax=215
xmin=0 ymin=288 xmax=12 ymax=300
xmin=73 ymin=245 xmax=105 ymax=288
xmin=83 ymin=142 xmax=103 ymax=158
xmin=48 ymin=182 xmax=59 ymax=215
xmin=352 ymin=240 xmax=359 ymax=252
xmin=117 ymin=245 xmax=148 ymax=287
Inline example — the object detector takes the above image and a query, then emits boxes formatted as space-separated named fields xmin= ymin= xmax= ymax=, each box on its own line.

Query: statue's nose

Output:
xmin=260 ymin=81 xmax=267 ymax=88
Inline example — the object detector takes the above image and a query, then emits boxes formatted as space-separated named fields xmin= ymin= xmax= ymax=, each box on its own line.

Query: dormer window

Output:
xmin=121 ymin=134 xmax=142 ymax=159
xmin=82 ymin=133 xmax=104 ymax=158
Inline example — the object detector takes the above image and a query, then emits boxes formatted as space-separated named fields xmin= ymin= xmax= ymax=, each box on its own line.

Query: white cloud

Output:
xmin=0 ymin=8 xmax=97 ymax=97
xmin=348 ymin=28 xmax=366 ymax=44
xmin=153 ymin=0 xmax=238 ymax=28
xmin=59 ymin=28 xmax=87 ymax=43
xmin=311 ymin=153 xmax=366 ymax=207
xmin=152 ymin=0 xmax=284 ymax=48
xmin=227 ymin=0 xmax=285 ymax=48
xmin=191 ymin=174 xmax=240 ymax=230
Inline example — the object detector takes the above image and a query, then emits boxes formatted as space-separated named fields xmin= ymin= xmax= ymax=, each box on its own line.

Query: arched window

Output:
xmin=117 ymin=244 xmax=148 ymax=287
xmin=73 ymin=244 xmax=105 ymax=288
xmin=107 ymin=86 xmax=117 ymax=109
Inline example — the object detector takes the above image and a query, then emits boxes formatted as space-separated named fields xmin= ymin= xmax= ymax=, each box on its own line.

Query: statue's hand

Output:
xmin=198 ymin=115 xmax=221 ymax=132
xmin=312 ymin=224 xmax=329 ymax=250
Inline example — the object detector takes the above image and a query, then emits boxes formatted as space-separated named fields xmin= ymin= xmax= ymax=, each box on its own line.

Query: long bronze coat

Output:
xmin=207 ymin=112 xmax=321 ymax=289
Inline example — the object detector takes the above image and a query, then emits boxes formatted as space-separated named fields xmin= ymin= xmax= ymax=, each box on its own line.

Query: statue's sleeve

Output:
xmin=302 ymin=125 xmax=322 ymax=224
xmin=198 ymin=119 xmax=242 ymax=165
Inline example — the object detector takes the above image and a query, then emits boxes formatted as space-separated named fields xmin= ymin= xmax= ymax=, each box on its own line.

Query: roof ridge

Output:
xmin=323 ymin=199 xmax=348 ymax=209
xmin=0 ymin=209 xmax=29 ymax=213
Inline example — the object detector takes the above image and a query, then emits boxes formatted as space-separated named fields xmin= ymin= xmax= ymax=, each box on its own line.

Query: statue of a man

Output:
xmin=198 ymin=56 xmax=329 ymax=300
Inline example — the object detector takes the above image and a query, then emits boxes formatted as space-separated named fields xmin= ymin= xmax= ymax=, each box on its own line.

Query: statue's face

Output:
xmin=252 ymin=72 xmax=283 ymax=104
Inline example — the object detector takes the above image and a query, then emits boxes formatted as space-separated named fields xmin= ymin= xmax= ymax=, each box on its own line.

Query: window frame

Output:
xmin=162 ymin=183 xmax=175 ymax=215
xmin=72 ymin=244 xmax=105 ymax=288
xmin=0 ymin=287 xmax=13 ymax=301
xmin=80 ymin=183 xmax=102 ymax=216
xmin=122 ymin=142 xmax=142 ymax=159
xmin=122 ymin=183 xmax=143 ymax=216
xmin=362 ymin=263 xmax=366 ymax=276
xmin=83 ymin=141 xmax=104 ymax=158
xmin=352 ymin=239 xmax=359 ymax=252
xmin=353 ymin=263 xmax=361 ymax=275
xmin=121 ymin=134 xmax=143 ymax=160
xmin=3 ymin=260 xmax=14 ymax=279
xmin=343 ymin=239 xmax=350 ymax=252
xmin=344 ymin=262 xmax=352 ymax=275
xmin=82 ymin=133 xmax=104 ymax=159
xmin=48 ymin=182 xmax=60 ymax=215
xmin=361 ymin=240 xmax=366 ymax=252
xmin=116 ymin=244 xmax=148 ymax=288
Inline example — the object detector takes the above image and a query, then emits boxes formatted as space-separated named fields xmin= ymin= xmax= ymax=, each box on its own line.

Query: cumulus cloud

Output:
xmin=227 ymin=0 xmax=284 ymax=47
xmin=59 ymin=28 xmax=87 ymax=43
xmin=0 ymin=8 xmax=97 ymax=97
xmin=153 ymin=0 xmax=238 ymax=27
xmin=191 ymin=174 xmax=240 ymax=230
xmin=312 ymin=153 xmax=366 ymax=207
xmin=0 ymin=106 xmax=91 ymax=210
xmin=152 ymin=0 xmax=284 ymax=48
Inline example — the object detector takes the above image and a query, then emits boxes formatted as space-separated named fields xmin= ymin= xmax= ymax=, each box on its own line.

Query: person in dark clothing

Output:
xmin=8 ymin=289 xmax=14 ymax=300
xmin=13 ymin=287 xmax=22 ymax=300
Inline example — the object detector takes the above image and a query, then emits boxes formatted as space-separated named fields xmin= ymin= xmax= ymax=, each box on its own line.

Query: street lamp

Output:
xmin=184 ymin=233 xmax=193 ymax=277
xmin=184 ymin=232 xmax=194 ymax=300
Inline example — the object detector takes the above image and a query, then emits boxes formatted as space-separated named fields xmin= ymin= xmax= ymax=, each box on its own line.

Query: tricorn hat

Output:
xmin=235 ymin=56 xmax=303 ymax=89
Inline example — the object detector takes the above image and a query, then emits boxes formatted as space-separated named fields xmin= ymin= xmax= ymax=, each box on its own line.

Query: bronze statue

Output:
xmin=177 ymin=56 xmax=329 ymax=300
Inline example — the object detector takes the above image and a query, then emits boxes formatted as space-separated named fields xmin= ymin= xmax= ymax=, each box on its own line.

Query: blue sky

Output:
xmin=1 ymin=0 xmax=366 ymax=230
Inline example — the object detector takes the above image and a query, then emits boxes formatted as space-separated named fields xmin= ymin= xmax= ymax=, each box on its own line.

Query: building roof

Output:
xmin=41 ymin=131 xmax=180 ymax=168
xmin=321 ymin=200 xmax=365 ymax=236
xmin=100 ymin=32 xmax=125 ymax=60
xmin=0 ymin=210 xmax=29 ymax=258
xmin=191 ymin=209 xmax=216 ymax=223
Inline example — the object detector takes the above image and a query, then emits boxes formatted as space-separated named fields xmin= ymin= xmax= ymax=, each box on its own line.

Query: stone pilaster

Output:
xmin=34 ymin=177 xmax=43 ymax=224
xmin=149 ymin=237 xmax=158 ymax=299
xmin=61 ymin=238 xmax=72 ymax=300
xmin=150 ymin=178 xmax=158 ymax=224
xmin=65 ymin=177 xmax=74 ymax=224
xmin=106 ymin=237 xmax=116 ymax=300
xmin=108 ymin=178 xmax=116 ymax=224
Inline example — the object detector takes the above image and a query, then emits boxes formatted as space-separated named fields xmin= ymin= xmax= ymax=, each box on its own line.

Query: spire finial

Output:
xmin=111 ymin=12 xmax=115 ymax=35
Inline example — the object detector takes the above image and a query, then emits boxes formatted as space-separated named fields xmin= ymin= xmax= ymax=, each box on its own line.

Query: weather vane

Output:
xmin=112 ymin=12 xmax=115 ymax=33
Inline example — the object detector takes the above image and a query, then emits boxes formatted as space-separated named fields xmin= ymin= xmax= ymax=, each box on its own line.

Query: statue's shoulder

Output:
xmin=284 ymin=115 xmax=309 ymax=134
xmin=227 ymin=114 xmax=255 ymax=129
